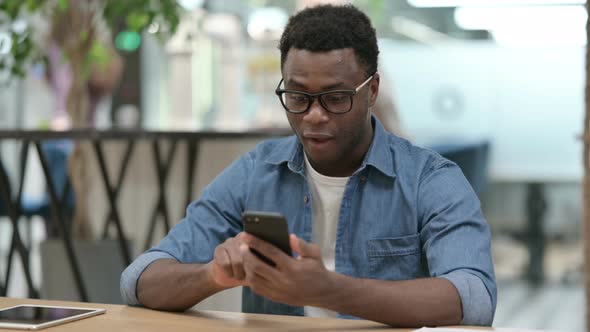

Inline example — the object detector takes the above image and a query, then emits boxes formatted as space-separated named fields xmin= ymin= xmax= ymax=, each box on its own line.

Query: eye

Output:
xmin=324 ymin=93 xmax=349 ymax=104
xmin=287 ymin=93 xmax=307 ymax=103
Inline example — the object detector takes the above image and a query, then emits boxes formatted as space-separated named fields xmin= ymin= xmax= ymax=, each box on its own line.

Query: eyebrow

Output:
xmin=285 ymin=79 xmax=346 ymax=91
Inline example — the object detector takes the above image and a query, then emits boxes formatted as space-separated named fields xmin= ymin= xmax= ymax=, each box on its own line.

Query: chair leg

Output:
xmin=26 ymin=216 xmax=33 ymax=248
xmin=0 ymin=225 xmax=6 ymax=297
xmin=4 ymin=231 xmax=16 ymax=292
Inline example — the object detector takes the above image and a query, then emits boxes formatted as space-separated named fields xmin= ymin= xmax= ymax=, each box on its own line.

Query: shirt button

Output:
xmin=360 ymin=176 xmax=367 ymax=183
xmin=303 ymin=195 xmax=309 ymax=204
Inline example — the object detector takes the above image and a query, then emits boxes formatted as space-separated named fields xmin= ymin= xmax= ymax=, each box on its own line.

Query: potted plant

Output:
xmin=0 ymin=0 xmax=181 ymax=302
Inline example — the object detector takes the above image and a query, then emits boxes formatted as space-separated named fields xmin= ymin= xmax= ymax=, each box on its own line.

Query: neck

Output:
xmin=308 ymin=124 xmax=374 ymax=177
xmin=309 ymin=158 xmax=360 ymax=178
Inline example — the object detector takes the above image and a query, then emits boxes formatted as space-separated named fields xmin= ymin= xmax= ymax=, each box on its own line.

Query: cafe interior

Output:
xmin=0 ymin=0 xmax=586 ymax=330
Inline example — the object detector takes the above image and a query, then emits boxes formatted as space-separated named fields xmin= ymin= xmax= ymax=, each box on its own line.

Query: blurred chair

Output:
xmin=0 ymin=140 xmax=75 ymax=240
xmin=0 ymin=162 xmax=45 ymax=245
xmin=0 ymin=156 xmax=45 ymax=297
xmin=430 ymin=140 xmax=491 ymax=195
xmin=0 ymin=140 xmax=75 ymax=298
xmin=37 ymin=140 xmax=76 ymax=237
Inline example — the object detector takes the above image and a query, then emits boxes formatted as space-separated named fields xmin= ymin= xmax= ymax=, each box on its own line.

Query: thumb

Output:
xmin=290 ymin=234 xmax=320 ymax=259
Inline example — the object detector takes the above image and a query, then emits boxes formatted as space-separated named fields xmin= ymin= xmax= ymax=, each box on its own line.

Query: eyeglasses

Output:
xmin=275 ymin=74 xmax=375 ymax=114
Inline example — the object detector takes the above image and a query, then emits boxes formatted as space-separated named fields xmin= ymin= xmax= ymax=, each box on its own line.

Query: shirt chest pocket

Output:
xmin=366 ymin=234 xmax=425 ymax=280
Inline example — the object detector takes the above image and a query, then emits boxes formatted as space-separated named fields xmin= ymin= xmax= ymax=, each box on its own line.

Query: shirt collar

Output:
xmin=264 ymin=115 xmax=396 ymax=178
xmin=264 ymin=135 xmax=305 ymax=173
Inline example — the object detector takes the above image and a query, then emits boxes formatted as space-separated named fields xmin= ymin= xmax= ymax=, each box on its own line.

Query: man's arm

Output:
xmin=120 ymin=152 xmax=256 ymax=309
xmin=125 ymin=235 xmax=248 ymax=311
xmin=321 ymin=274 xmax=461 ymax=327
xmin=241 ymin=233 xmax=462 ymax=327
xmin=136 ymin=260 xmax=221 ymax=311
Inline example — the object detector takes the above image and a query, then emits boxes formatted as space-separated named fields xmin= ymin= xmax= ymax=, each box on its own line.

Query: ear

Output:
xmin=368 ymin=72 xmax=380 ymax=108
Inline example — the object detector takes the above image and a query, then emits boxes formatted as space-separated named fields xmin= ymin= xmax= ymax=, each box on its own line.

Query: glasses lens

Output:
xmin=320 ymin=92 xmax=352 ymax=113
xmin=281 ymin=92 xmax=309 ymax=113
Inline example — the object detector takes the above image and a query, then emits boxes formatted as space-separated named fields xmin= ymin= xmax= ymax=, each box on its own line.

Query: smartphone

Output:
xmin=242 ymin=211 xmax=291 ymax=266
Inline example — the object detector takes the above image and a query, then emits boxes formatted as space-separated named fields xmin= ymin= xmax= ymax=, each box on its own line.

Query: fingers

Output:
xmin=227 ymin=238 xmax=245 ymax=281
xmin=229 ymin=252 xmax=245 ymax=281
xmin=240 ymin=244 xmax=280 ymax=283
xmin=290 ymin=234 xmax=301 ymax=257
xmin=290 ymin=234 xmax=321 ymax=259
xmin=213 ymin=234 xmax=246 ymax=281
xmin=242 ymin=233 xmax=292 ymax=268
xmin=246 ymin=273 xmax=281 ymax=302
xmin=213 ymin=246 xmax=233 ymax=277
xmin=210 ymin=259 xmax=246 ymax=288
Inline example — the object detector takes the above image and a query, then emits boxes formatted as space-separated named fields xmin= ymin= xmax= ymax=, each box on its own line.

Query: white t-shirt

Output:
xmin=303 ymin=155 xmax=349 ymax=318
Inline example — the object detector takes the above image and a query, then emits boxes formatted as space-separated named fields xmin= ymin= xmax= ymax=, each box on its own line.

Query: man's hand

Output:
xmin=210 ymin=233 xmax=249 ymax=288
xmin=240 ymin=233 xmax=335 ymax=307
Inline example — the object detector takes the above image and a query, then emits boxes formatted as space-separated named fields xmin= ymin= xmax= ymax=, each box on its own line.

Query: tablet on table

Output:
xmin=0 ymin=304 xmax=106 ymax=330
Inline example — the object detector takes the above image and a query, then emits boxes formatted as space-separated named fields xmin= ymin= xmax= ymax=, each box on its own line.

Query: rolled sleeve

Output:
xmin=120 ymin=251 xmax=177 ymax=305
xmin=439 ymin=271 xmax=494 ymax=326
xmin=418 ymin=158 xmax=497 ymax=325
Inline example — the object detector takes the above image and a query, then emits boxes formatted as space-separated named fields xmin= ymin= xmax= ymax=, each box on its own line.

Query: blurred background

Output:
xmin=0 ymin=0 xmax=585 ymax=331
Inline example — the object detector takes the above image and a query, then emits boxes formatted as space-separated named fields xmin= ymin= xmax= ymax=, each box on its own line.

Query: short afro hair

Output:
xmin=279 ymin=4 xmax=379 ymax=76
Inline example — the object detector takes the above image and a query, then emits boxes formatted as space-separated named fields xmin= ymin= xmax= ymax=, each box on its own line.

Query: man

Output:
xmin=121 ymin=4 xmax=496 ymax=327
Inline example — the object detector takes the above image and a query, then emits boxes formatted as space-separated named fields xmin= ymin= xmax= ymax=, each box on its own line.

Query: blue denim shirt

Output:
xmin=121 ymin=117 xmax=497 ymax=325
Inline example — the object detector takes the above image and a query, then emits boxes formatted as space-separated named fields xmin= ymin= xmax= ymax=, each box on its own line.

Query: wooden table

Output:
xmin=0 ymin=297 xmax=403 ymax=332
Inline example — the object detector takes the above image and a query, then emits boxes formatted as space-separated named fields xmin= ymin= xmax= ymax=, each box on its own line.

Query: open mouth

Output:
xmin=303 ymin=131 xmax=333 ymax=140
xmin=301 ymin=131 xmax=335 ymax=150
xmin=309 ymin=137 xmax=331 ymax=143
xmin=304 ymin=135 xmax=334 ymax=151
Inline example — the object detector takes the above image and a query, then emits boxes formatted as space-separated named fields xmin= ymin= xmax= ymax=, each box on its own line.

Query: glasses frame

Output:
xmin=275 ymin=73 xmax=375 ymax=114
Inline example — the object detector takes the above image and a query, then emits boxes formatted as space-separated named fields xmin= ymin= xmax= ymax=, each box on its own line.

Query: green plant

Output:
xmin=0 ymin=0 xmax=182 ymax=239
xmin=0 ymin=0 xmax=181 ymax=81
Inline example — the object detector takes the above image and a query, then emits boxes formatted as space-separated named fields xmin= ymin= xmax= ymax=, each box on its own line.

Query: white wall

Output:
xmin=380 ymin=40 xmax=584 ymax=182
xmin=380 ymin=40 xmax=584 ymax=236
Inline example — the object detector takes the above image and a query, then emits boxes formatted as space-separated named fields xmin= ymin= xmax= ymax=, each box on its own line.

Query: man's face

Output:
xmin=281 ymin=48 xmax=379 ymax=177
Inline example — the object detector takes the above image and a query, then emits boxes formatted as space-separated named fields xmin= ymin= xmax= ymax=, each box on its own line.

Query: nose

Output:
xmin=303 ymin=97 xmax=330 ymax=124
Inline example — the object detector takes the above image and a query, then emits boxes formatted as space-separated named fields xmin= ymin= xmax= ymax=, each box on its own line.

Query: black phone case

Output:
xmin=242 ymin=211 xmax=291 ymax=266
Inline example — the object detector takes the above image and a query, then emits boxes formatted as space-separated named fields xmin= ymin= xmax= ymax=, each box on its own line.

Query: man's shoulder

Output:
xmin=247 ymin=135 xmax=298 ymax=163
xmin=384 ymin=133 xmax=452 ymax=178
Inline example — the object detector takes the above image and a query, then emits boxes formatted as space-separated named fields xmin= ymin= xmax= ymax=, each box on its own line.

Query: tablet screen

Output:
xmin=0 ymin=305 xmax=105 ymax=330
